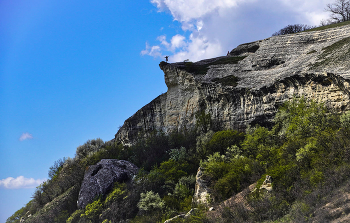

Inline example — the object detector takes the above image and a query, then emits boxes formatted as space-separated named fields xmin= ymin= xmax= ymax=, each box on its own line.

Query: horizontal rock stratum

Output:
xmin=115 ymin=24 xmax=350 ymax=144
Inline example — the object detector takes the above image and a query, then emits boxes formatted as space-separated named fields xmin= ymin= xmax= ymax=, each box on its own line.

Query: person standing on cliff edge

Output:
xmin=165 ymin=56 xmax=169 ymax=62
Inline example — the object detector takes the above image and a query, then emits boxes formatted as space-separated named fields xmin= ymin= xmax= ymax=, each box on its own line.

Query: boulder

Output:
xmin=77 ymin=159 xmax=138 ymax=209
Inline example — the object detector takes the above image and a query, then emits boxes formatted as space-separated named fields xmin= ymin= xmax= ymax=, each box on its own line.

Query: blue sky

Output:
xmin=0 ymin=0 xmax=330 ymax=221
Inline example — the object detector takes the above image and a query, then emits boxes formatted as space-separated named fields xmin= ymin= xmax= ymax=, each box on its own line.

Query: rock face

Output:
xmin=77 ymin=159 xmax=138 ymax=209
xmin=115 ymin=24 xmax=350 ymax=144
xmin=192 ymin=167 xmax=212 ymax=205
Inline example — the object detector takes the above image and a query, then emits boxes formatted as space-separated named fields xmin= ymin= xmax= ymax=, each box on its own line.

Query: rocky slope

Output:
xmin=115 ymin=24 xmax=350 ymax=144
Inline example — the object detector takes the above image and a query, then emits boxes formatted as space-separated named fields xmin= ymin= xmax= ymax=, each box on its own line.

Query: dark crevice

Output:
xmin=91 ymin=165 xmax=103 ymax=177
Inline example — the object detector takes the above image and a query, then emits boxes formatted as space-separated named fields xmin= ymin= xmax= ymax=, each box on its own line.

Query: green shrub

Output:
xmin=202 ymin=154 xmax=262 ymax=200
xmin=139 ymin=159 xmax=190 ymax=196
xmin=207 ymin=130 xmax=245 ymax=155
xmin=6 ymin=200 xmax=36 ymax=223
xmin=81 ymin=199 xmax=103 ymax=221
xmin=66 ymin=209 xmax=84 ymax=223
xmin=105 ymin=183 xmax=127 ymax=205
xmin=168 ymin=147 xmax=187 ymax=162
xmin=242 ymin=126 xmax=274 ymax=161
xmin=137 ymin=191 xmax=165 ymax=212
xmin=76 ymin=138 xmax=104 ymax=160
xmin=196 ymin=130 xmax=215 ymax=159
xmin=130 ymin=131 xmax=170 ymax=171
xmin=340 ymin=111 xmax=350 ymax=129
xmin=54 ymin=210 xmax=69 ymax=222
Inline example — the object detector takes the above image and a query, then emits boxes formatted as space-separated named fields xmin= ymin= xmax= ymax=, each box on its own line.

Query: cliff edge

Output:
xmin=115 ymin=24 xmax=350 ymax=144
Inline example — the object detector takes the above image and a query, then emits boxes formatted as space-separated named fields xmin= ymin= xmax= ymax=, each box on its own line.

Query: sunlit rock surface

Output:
xmin=115 ymin=25 xmax=350 ymax=144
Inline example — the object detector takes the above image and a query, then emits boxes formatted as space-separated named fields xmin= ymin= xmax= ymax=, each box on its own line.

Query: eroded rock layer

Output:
xmin=115 ymin=25 xmax=350 ymax=144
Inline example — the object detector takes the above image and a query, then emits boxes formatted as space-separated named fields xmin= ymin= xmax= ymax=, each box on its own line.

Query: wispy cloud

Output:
xmin=143 ymin=0 xmax=330 ymax=62
xmin=19 ymin=132 xmax=33 ymax=141
xmin=0 ymin=176 xmax=46 ymax=189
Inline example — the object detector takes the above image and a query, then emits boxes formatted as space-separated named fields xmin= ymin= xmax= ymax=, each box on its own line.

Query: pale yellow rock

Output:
xmin=115 ymin=24 xmax=350 ymax=144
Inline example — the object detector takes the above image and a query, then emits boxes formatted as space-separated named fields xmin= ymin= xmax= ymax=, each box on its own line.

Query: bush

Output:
xmin=206 ymin=130 xmax=245 ymax=156
xmin=168 ymin=147 xmax=187 ymax=162
xmin=130 ymin=131 xmax=170 ymax=171
xmin=76 ymin=138 xmax=104 ymax=160
xmin=105 ymin=183 xmax=127 ymax=205
xmin=138 ymin=159 xmax=190 ymax=196
xmin=137 ymin=191 xmax=165 ymax=212
xmin=201 ymin=153 xmax=262 ymax=200
xmin=81 ymin=199 xmax=103 ymax=221
xmin=66 ymin=209 xmax=84 ymax=223
xmin=272 ymin=24 xmax=314 ymax=36
xmin=196 ymin=130 xmax=215 ymax=159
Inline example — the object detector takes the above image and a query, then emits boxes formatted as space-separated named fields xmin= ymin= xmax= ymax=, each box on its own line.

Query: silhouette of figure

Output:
xmin=227 ymin=51 xmax=230 ymax=56
xmin=165 ymin=56 xmax=169 ymax=62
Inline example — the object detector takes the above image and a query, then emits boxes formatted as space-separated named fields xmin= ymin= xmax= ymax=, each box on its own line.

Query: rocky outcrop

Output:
xmin=115 ymin=24 xmax=350 ymax=144
xmin=20 ymin=212 xmax=31 ymax=223
xmin=260 ymin=175 xmax=273 ymax=192
xmin=77 ymin=159 xmax=138 ymax=209
xmin=192 ymin=167 xmax=212 ymax=205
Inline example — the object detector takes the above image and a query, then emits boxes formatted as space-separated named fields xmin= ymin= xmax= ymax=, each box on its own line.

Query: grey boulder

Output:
xmin=77 ymin=159 xmax=138 ymax=209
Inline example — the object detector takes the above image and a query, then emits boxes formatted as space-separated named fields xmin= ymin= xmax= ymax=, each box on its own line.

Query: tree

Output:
xmin=325 ymin=0 xmax=350 ymax=23
xmin=272 ymin=24 xmax=314 ymax=36
xmin=75 ymin=138 xmax=104 ymax=159
xmin=48 ymin=157 xmax=66 ymax=179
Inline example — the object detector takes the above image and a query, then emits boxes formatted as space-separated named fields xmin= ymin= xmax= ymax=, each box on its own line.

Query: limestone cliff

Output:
xmin=115 ymin=24 xmax=350 ymax=144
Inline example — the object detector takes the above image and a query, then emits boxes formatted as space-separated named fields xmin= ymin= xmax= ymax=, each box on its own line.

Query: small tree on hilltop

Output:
xmin=272 ymin=24 xmax=314 ymax=36
xmin=325 ymin=0 xmax=350 ymax=23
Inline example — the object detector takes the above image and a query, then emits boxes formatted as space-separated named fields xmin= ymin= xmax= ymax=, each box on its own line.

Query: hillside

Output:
xmin=7 ymin=22 xmax=350 ymax=223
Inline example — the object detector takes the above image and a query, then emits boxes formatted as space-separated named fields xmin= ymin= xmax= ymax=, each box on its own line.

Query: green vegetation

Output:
xmin=137 ymin=191 xmax=165 ymax=212
xmin=7 ymin=97 xmax=350 ymax=223
xmin=182 ymin=56 xmax=246 ymax=75
xmin=272 ymin=20 xmax=350 ymax=37
xmin=81 ymin=199 xmax=103 ymax=221
xmin=311 ymin=36 xmax=350 ymax=68
xmin=305 ymin=20 xmax=350 ymax=32
xmin=319 ymin=36 xmax=350 ymax=56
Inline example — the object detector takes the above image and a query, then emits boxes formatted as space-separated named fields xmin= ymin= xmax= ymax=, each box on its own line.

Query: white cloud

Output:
xmin=170 ymin=34 xmax=222 ymax=62
xmin=141 ymin=42 xmax=163 ymax=58
xmin=170 ymin=34 xmax=186 ymax=50
xmin=157 ymin=35 xmax=169 ymax=47
xmin=19 ymin=132 xmax=33 ymax=141
xmin=0 ymin=176 xmax=46 ymax=189
xmin=151 ymin=0 xmax=240 ymax=22
xmin=144 ymin=0 xmax=331 ymax=62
